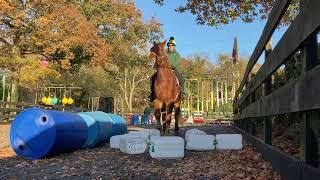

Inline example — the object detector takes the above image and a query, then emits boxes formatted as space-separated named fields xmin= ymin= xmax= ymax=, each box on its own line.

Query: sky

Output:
xmin=134 ymin=0 xmax=288 ymax=64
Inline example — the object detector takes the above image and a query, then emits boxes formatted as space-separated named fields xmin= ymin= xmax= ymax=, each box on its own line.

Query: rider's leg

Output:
xmin=174 ymin=70 xmax=184 ymax=95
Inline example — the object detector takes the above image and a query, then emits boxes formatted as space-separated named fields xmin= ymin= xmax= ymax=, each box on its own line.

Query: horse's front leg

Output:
xmin=154 ymin=100 xmax=163 ymax=131
xmin=160 ymin=105 xmax=167 ymax=133
xmin=163 ymin=103 xmax=174 ymax=135
xmin=174 ymin=102 xmax=181 ymax=133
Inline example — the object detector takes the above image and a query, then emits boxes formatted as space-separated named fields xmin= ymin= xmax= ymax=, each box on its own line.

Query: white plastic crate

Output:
xmin=186 ymin=134 xmax=215 ymax=151
xmin=185 ymin=128 xmax=207 ymax=142
xmin=119 ymin=134 xmax=147 ymax=154
xmin=215 ymin=134 xmax=243 ymax=150
xmin=128 ymin=131 xmax=149 ymax=142
xmin=142 ymin=129 xmax=160 ymax=138
xmin=110 ymin=134 xmax=126 ymax=149
xmin=149 ymin=136 xmax=184 ymax=159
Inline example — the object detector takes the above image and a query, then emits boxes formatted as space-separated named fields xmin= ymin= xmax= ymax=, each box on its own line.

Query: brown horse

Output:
xmin=149 ymin=40 xmax=182 ymax=134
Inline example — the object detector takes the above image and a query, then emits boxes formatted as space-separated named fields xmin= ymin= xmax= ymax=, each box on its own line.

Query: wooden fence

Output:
xmin=233 ymin=0 xmax=320 ymax=179
xmin=0 ymin=100 xmax=87 ymax=122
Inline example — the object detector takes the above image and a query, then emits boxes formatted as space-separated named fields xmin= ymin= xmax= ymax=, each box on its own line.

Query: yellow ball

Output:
xmin=67 ymin=97 xmax=74 ymax=104
xmin=62 ymin=97 xmax=68 ymax=105
xmin=41 ymin=96 xmax=47 ymax=104
xmin=46 ymin=97 xmax=52 ymax=105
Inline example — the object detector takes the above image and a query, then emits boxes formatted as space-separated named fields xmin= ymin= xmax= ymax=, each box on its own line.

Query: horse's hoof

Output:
xmin=156 ymin=124 xmax=162 ymax=130
xmin=164 ymin=130 xmax=170 ymax=136
xmin=174 ymin=131 xmax=180 ymax=136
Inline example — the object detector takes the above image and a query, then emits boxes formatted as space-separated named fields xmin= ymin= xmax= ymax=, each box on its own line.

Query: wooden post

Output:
xmin=264 ymin=39 xmax=273 ymax=145
xmin=187 ymin=80 xmax=190 ymax=116
xmin=299 ymin=0 xmax=319 ymax=167
xmin=201 ymin=81 xmax=204 ymax=113
xmin=197 ymin=79 xmax=200 ymax=114
xmin=299 ymin=9 xmax=318 ymax=167
xmin=211 ymin=79 xmax=214 ymax=110
xmin=206 ymin=87 xmax=209 ymax=112
xmin=216 ymin=80 xmax=219 ymax=108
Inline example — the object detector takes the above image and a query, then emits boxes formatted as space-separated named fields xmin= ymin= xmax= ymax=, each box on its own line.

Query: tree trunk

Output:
xmin=221 ymin=81 xmax=224 ymax=105
xmin=6 ymin=82 xmax=11 ymax=102
xmin=11 ymin=80 xmax=19 ymax=102
xmin=128 ymin=71 xmax=138 ymax=113
xmin=232 ymin=80 xmax=236 ymax=100
xmin=124 ymin=68 xmax=130 ymax=112
xmin=225 ymin=81 xmax=228 ymax=103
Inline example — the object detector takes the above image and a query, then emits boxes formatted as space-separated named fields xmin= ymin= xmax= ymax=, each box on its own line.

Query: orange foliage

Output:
xmin=34 ymin=0 xmax=110 ymax=69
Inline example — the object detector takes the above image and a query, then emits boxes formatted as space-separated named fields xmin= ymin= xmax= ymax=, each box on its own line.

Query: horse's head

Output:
xmin=149 ymin=40 xmax=171 ymax=68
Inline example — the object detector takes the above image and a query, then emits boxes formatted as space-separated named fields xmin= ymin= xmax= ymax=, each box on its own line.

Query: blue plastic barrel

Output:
xmin=77 ymin=113 xmax=99 ymax=148
xmin=79 ymin=111 xmax=113 ymax=145
xmin=132 ymin=114 xmax=139 ymax=125
xmin=106 ymin=113 xmax=128 ymax=136
xmin=10 ymin=108 xmax=88 ymax=160
xmin=141 ymin=115 xmax=147 ymax=125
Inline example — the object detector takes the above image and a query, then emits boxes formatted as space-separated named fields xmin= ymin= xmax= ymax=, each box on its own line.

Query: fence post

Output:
xmin=264 ymin=39 xmax=272 ymax=145
xmin=299 ymin=0 xmax=319 ymax=165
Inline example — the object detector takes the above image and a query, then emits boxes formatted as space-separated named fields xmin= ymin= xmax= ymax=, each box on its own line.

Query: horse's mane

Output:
xmin=150 ymin=42 xmax=171 ymax=69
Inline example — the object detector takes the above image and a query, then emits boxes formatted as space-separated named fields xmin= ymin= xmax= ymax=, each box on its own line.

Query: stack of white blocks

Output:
xmin=110 ymin=134 xmax=126 ymax=149
xmin=185 ymin=128 xmax=243 ymax=150
xmin=215 ymin=134 xmax=243 ymax=150
xmin=119 ymin=134 xmax=148 ymax=154
xmin=109 ymin=128 xmax=243 ymax=159
xmin=110 ymin=129 xmax=161 ymax=155
xmin=149 ymin=136 xmax=185 ymax=159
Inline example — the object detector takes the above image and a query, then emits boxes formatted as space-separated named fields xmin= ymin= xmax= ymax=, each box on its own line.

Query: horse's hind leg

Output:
xmin=154 ymin=100 xmax=163 ymax=131
xmin=174 ymin=102 xmax=181 ymax=133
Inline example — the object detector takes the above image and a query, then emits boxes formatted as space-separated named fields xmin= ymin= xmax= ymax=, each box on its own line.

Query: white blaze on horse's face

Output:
xmin=149 ymin=52 xmax=156 ymax=61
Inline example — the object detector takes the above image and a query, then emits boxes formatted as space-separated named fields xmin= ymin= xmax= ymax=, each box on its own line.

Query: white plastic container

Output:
xmin=185 ymin=128 xmax=207 ymax=142
xmin=119 ymin=134 xmax=147 ymax=154
xmin=142 ymin=129 xmax=160 ymax=142
xmin=186 ymin=134 xmax=215 ymax=151
xmin=149 ymin=136 xmax=185 ymax=159
xmin=109 ymin=134 xmax=126 ymax=149
xmin=142 ymin=129 xmax=160 ymax=138
xmin=215 ymin=134 xmax=243 ymax=150
xmin=128 ymin=131 xmax=149 ymax=142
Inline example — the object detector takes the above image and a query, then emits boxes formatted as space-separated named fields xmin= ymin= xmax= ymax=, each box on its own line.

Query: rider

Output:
xmin=149 ymin=37 xmax=184 ymax=102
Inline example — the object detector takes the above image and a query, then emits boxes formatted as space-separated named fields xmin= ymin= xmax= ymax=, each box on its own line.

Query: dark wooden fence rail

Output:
xmin=0 ymin=100 xmax=87 ymax=122
xmin=233 ymin=0 xmax=320 ymax=179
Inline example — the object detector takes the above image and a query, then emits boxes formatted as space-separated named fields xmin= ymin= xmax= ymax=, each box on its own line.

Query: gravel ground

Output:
xmin=0 ymin=124 xmax=280 ymax=179
xmin=0 ymin=124 xmax=10 ymax=148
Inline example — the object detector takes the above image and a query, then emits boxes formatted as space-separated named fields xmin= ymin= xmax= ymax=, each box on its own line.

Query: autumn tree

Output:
xmin=0 ymin=0 xmax=110 ymax=70
xmin=154 ymin=0 xmax=299 ymax=27
xmin=1 ymin=0 xmax=162 ymax=107
xmin=68 ymin=0 xmax=162 ymax=112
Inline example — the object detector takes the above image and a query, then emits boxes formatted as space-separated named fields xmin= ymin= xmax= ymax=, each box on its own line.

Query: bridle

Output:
xmin=151 ymin=50 xmax=172 ymax=69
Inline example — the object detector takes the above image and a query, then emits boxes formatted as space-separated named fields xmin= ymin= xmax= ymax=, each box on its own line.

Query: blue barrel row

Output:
xmin=10 ymin=108 xmax=127 ymax=159
xmin=131 ymin=114 xmax=150 ymax=125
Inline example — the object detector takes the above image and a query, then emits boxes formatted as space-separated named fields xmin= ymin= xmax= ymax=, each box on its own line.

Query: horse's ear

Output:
xmin=153 ymin=41 xmax=157 ymax=46
xmin=161 ymin=40 xmax=167 ymax=47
